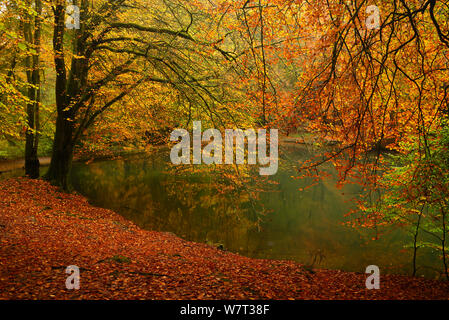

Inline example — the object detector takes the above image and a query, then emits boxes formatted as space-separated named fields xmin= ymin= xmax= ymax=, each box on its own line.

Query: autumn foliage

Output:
xmin=1 ymin=0 xmax=449 ymax=300
xmin=1 ymin=178 xmax=449 ymax=299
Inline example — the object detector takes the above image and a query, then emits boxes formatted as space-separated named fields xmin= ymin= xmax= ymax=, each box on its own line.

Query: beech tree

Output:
xmin=22 ymin=0 xmax=42 ymax=178
xmin=46 ymin=0 xmax=235 ymax=189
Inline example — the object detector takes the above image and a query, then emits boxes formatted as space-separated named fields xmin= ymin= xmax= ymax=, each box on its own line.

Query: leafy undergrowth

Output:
xmin=0 ymin=178 xmax=448 ymax=300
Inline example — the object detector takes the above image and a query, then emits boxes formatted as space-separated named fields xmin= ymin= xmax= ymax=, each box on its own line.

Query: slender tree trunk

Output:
xmin=32 ymin=0 xmax=41 ymax=175
xmin=258 ymin=0 xmax=267 ymax=125
xmin=441 ymin=208 xmax=449 ymax=280
xmin=23 ymin=0 xmax=42 ymax=179
xmin=412 ymin=208 xmax=423 ymax=277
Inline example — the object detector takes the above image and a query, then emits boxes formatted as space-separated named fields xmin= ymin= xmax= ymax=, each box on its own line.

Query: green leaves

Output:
xmin=17 ymin=42 xmax=26 ymax=51
xmin=358 ymin=119 xmax=449 ymax=278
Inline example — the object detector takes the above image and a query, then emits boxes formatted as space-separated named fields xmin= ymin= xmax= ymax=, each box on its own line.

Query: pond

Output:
xmin=1 ymin=144 xmax=442 ymax=278
xmin=69 ymin=144 xmax=441 ymax=279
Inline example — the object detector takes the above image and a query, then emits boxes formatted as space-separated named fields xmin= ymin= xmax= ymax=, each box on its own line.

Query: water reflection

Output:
xmin=66 ymin=145 xmax=440 ymax=277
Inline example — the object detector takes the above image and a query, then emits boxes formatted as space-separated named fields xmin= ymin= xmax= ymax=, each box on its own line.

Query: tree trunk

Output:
xmin=45 ymin=1 xmax=73 ymax=190
xmin=46 ymin=0 xmax=93 ymax=190
xmin=46 ymin=115 xmax=74 ymax=191
xmin=23 ymin=0 xmax=42 ymax=179
xmin=412 ymin=209 xmax=423 ymax=277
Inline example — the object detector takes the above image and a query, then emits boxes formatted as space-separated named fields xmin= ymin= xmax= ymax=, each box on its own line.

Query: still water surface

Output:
xmin=67 ymin=144 xmax=440 ymax=278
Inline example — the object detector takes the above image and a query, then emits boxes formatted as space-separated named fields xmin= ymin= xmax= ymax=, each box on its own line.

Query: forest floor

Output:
xmin=0 ymin=178 xmax=448 ymax=300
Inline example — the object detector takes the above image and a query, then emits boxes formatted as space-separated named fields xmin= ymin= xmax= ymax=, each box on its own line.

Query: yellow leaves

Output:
xmin=71 ymin=54 xmax=86 ymax=59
